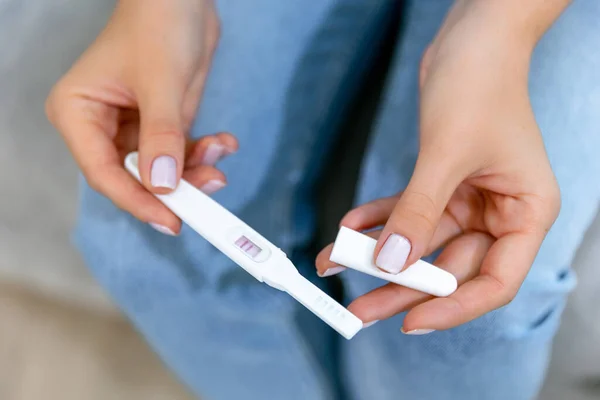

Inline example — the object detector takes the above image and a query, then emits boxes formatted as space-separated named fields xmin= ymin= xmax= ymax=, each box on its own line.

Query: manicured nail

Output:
xmin=149 ymin=223 xmax=177 ymax=236
xmin=363 ymin=320 xmax=379 ymax=328
xmin=151 ymin=155 xmax=177 ymax=189
xmin=200 ymin=179 xmax=226 ymax=194
xmin=401 ymin=328 xmax=435 ymax=335
xmin=376 ymin=233 xmax=411 ymax=274
xmin=224 ymin=147 xmax=237 ymax=155
xmin=202 ymin=144 xmax=225 ymax=166
xmin=318 ymin=266 xmax=346 ymax=277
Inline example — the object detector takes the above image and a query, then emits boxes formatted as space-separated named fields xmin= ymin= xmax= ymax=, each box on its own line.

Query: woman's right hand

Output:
xmin=46 ymin=0 xmax=230 ymax=235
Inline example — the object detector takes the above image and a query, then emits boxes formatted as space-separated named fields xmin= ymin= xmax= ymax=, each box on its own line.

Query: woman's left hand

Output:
xmin=316 ymin=1 xmax=564 ymax=333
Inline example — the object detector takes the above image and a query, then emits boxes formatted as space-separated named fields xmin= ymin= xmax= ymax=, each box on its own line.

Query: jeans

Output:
xmin=73 ymin=1 xmax=600 ymax=399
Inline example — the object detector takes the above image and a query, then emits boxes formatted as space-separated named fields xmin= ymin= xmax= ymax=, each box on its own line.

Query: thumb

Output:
xmin=374 ymin=155 xmax=463 ymax=274
xmin=137 ymin=79 xmax=186 ymax=194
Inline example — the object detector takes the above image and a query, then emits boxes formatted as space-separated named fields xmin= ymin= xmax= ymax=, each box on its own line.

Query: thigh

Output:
xmin=74 ymin=1 xmax=393 ymax=399
xmin=342 ymin=1 xmax=600 ymax=399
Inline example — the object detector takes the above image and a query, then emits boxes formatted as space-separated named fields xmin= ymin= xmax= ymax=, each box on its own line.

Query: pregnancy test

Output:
xmin=124 ymin=152 xmax=363 ymax=339
xmin=330 ymin=227 xmax=457 ymax=297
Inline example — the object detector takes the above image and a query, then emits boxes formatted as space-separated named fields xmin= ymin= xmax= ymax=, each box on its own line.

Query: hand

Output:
xmin=316 ymin=2 xmax=561 ymax=332
xmin=46 ymin=0 xmax=231 ymax=235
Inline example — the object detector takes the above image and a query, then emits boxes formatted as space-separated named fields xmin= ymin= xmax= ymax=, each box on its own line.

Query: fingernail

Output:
xmin=202 ymin=144 xmax=225 ymax=165
xmin=151 ymin=155 xmax=177 ymax=189
xmin=318 ymin=266 xmax=346 ymax=277
xmin=401 ymin=328 xmax=435 ymax=335
xmin=376 ymin=233 xmax=411 ymax=274
xmin=200 ymin=179 xmax=226 ymax=194
xmin=224 ymin=147 xmax=237 ymax=155
xmin=149 ymin=223 xmax=177 ymax=236
xmin=363 ymin=320 xmax=379 ymax=328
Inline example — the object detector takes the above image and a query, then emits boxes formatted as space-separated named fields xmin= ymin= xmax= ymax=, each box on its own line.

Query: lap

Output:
xmin=74 ymin=1 xmax=600 ymax=399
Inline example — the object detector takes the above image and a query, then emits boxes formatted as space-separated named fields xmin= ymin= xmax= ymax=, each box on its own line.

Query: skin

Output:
xmin=46 ymin=0 xmax=232 ymax=235
xmin=317 ymin=0 xmax=572 ymax=332
xmin=47 ymin=0 xmax=571 ymax=331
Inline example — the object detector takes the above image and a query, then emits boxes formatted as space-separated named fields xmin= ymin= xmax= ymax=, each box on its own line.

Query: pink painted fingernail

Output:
xmin=363 ymin=320 xmax=379 ymax=328
xmin=151 ymin=155 xmax=177 ymax=189
xmin=376 ymin=234 xmax=411 ymax=274
xmin=318 ymin=266 xmax=346 ymax=277
xmin=200 ymin=179 xmax=226 ymax=194
xmin=401 ymin=328 xmax=435 ymax=335
xmin=202 ymin=144 xmax=225 ymax=166
xmin=224 ymin=147 xmax=237 ymax=155
xmin=150 ymin=223 xmax=177 ymax=236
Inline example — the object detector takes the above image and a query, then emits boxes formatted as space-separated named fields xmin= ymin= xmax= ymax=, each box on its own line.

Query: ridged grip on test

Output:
xmin=282 ymin=273 xmax=363 ymax=340
xmin=330 ymin=227 xmax=458 ymax=297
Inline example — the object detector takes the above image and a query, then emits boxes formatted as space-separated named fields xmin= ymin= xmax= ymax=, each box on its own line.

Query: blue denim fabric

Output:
xmin=73 ymin=1 xmax=600 ymax=399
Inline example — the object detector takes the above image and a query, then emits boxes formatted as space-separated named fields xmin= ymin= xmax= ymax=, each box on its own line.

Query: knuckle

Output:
xmin=82 ymin=167 xmax=104 ymax=192
xmin=485 ymin=275 xmax=517 ymax=308
xmin=398 ymin=190 xmax=439 ymax=233
xmin=45 ymin=81 xmax=75 ymax=132
xmin=45 ymin=84 xmax=65 ymax=123
xmin=497 ymin=289 xmax=516 ymax=308
xmin=86 ymin=174 xmax=102 ymax=192
xmin=527 ymin=179 xmax=562 ymax=234
xmin=545 ymin=180 xmax=562 ymax=221
xmin=446 ymin=295 xmax=467 ymax=317
xmin=411 ymin=209 xmax=437 ymax=235
xmin=143 ymin=126 xmax=184 ymax=143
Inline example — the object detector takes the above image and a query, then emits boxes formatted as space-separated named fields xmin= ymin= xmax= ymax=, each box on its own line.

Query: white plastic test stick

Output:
xmin=330 ymin=227 xmax=458 ymax=297
xmin=124 ymin=152 xmax=363 ymax=339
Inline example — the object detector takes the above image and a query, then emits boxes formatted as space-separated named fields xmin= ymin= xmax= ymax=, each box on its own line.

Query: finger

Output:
xmin=340 ymin=196 xmax=399 ymax=229
xmin=50 ymin=101 xmax=182 ymax=235
xmin=374 ymin=153 xmax=465 ymax=274
xmin=215 ymin=132 xmax=239 ymax=152
xmin=185 ymin=132 xmax=239 ymax=167
xmin=114 ymin=111 xmax=239 ymax=170
xmin=315 ymin=230 xmax=381 ymax=277
xmin=182 ymin=165 xmax=227 ymax=194
xmin=342 ymin=196 xmax=463 ymax=256
xmin=401 ymin=232 xmax=544 ymax=333
xmin=347 ymin=232 xmax=493 ymax=324
xmin=136 ymin=69 xmax=187 ymax=195
xmin=317 ymin=203 xmax=464 ymax=278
